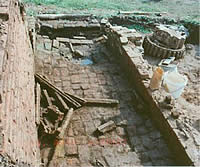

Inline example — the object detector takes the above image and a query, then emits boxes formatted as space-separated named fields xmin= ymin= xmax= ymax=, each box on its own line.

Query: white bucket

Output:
xmin=163 ymin=71 xmax=188 ymax=99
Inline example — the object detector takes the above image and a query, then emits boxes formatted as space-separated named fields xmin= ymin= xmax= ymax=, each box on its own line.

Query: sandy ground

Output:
xmin=177 ymin=45 xmax=200 ymax=130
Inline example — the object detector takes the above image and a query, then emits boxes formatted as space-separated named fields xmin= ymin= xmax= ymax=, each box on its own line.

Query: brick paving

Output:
xmin=35 ymin=34 xmax=175 ymax=166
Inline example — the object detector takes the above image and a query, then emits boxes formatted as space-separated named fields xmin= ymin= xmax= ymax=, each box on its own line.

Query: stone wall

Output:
xmin=0 ymin=0 xmax=39 ymax=166
xmin=105 ymin=24 xmax=196 ymax=165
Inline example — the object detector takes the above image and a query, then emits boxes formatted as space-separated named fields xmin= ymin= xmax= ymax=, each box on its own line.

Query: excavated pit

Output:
xmin=1 ymin=1 xmax=199 ymax=166
xmin=32 ymin=17 xmax=176 ymax=166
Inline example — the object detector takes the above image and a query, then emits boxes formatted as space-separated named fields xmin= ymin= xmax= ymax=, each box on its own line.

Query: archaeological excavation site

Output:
xmin=0 ymin=0 xmax=200 ymax=166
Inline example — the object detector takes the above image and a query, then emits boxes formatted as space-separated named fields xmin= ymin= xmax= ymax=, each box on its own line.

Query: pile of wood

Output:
xmin=35 ymin=74 xmax=85 ymax=137
xmin=35 ymin=74 xmax=122 ymax=166
xmin=35 ymin=74 xmax=120 ymax=137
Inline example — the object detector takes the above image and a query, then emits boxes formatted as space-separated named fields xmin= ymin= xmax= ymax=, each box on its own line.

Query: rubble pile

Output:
xmin=35 ymin=74 xmax=84 ymax=139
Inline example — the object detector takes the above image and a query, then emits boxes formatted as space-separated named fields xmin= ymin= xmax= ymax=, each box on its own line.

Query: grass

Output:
xmin=126 ymin=25 xmax=151 ymax=34
xmin=23 ymin=0 xmax=200 ymax=23
xmin=23 ymin=0 xmax=162 ymax=12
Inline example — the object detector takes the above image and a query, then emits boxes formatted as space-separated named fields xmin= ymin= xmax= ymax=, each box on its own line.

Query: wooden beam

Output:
xmin=49 ymin=108 xmax=74 ymax=164
xmin=84 ymin=98 xmax=119 ymax=106
xmin=35 ymin=74 xmax=82 ymax=108
xmin=37 ymin=14 xmax=92 ymax=20
xmin=35 ymin=83 xmax=41 ymax=125
xmin=57 ymin=37 xmax=93 ymax=45
xmin=73 ymin=36 xmax=86 ymax=40
xmin=69 ymin=42 xmax=74 ymax=53
xmin=55 ymin=92 xmax=69 ymax=111
xmin=97 ymin=120 xmax=116 ymax=133
xmin=43 ymin=89 xmax=52 ymax=106
xmin=65 ymin=92 xmax=86 ymax=104
xmin=119 ymin=11 xmax=167 ymax=16
xmin=57 ymin=108 xmax=74 ymax=139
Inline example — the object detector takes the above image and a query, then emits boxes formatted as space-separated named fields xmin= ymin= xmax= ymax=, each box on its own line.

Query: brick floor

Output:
xmin=35 ymin=35 xmax=175 ymax=166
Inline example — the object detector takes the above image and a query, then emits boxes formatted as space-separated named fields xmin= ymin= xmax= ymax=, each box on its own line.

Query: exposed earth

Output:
xmin=0 ymin=0 xmax=200 ymax=166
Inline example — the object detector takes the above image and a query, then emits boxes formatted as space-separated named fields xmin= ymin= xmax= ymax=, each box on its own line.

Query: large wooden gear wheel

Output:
xmin=142 ymin=35 xmax=185 ymax=59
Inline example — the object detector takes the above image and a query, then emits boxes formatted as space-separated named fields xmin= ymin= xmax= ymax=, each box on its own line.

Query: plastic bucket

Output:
xmin=163 ymin=71 xmax=188 ymax=98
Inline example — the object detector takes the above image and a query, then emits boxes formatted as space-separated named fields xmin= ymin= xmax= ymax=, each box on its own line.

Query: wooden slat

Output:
xmin=43 ymin=89 xmax=52 ymax=106
xmin=35 ymin=74 xmax=82 ymax=108
xmin=55 ymin=92 xmax=69 ymax=111
xmin=119 ymin=11 xmax=167 ymax=16
xmin=65 ymin=92 xmax=86 ymax=104
xmin=57 ymin=37 xmax=93 ymax=45
xmin=57 ymin=108 xmax=74 ymax=139
xmin=69 ymin=42 xmax=74 ymax=53
xmin=35 ymin=83 xmax=41 ymax=125
xmin=85 ymin=98 xmax=119 ymax=106
xmin=49 ymin=108 xmax=74 ymax=164
xmin=37 ymin=14 xmax=92 ymax=20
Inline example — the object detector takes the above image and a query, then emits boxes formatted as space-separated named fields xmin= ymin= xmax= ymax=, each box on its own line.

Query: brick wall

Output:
xmin=0 ymin=0 xmax=39 ymax=166
xmin=105 ymin=24 xmax=194 ymax=165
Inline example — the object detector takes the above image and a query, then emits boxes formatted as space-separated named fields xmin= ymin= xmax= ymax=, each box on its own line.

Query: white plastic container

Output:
xmin=163 ymin=71 xmax=188 ymax=98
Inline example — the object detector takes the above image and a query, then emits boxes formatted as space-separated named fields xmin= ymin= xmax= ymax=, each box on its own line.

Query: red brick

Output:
xmin=75 ymin=136 xmax=88 ymax=145
xmin=65 ymin=145 xmax=78 ymax=155
xmin=66 ymin=157 xmax=80 ymax=166
xmin=65 ymin=137 xmax=76 ymax=145
xmin=71 ymin=75 xmax=81 ymax=84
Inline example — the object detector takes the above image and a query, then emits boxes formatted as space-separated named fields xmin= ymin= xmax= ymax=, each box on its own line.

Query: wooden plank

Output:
xmin=93 ymin=35 xmax=108 ymax=43
xmin=57 ymin=37 xmax=93 ymax=45
xmin=85 ymin=98 xmax=119 ymax=106
xmin=48 ymin=108 xmax=74 ymax=164
xmin=69 ymin=42 xmax=74 ymax=53
xmin=35 ymin=83 xmax=41 ymax=125
xmin=57 ymin=108 xmax=74 ymax=139
xmin=41 ymin=120 xmax=52 ymax=134
xmin=73 ymin=36 xmax=86 ymax=40
xmin=43 ymin=89 xmax=52 ymax=106
xmin=70 ymin=39 xmax=93 ymax=45
xmin=37 ymin=14 xmax=92 ymax=20
xmin=35 ymin=74 xmax=82 ymax=108
xmin=97 ymin=120 xmax=116 ymax=133
xmin=55 ymin=92 xmax=69 ymax=110
xmin=119 ymin=11 xmax=167 ymax=16
xmin=65 ymin=92 xmax=86 ymax=104
xmin=56 ymin=37 xmax=70 ymax=43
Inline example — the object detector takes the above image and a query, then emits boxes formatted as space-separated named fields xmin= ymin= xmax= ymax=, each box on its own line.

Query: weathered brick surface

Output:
xmin=35 ymin=26 xmax=174 ymax=166
xmin=0 ymin=0 xmax=39 ymax=166
xmin=105 ymin=24 xmax=199 ymax=165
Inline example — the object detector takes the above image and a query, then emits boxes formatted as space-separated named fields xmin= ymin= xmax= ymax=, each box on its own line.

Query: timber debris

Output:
xmin=97 ymin=120 xmax=116 ymax=134
xmin=48 ymin=108 xmax=74 ymax=166
xmin=35 ymin=74 xmax=85 ymax=166
xmin=35 ymin=83 xmax=41 ymax=125
xmin=85 ymin=98 xmax=119 ymax=106
xmin=119 ymin=11 xmax=167 ymax=16
xmin=35 ymin=74 xmax=85 ymax=108
xmin=35 ymin=73 xmax=84 ymax=141
xmin=37 ymin=14 xmax=92 ymax=21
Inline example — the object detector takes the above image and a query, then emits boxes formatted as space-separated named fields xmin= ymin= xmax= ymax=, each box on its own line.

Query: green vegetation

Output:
xmin=23 ymin=0 xmax=200 ymax=23
xmin=23 ymin=0 xmax=157 ymax=11
xmin=126 ymin=25 xmax=151 ymax=34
